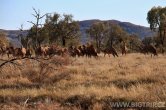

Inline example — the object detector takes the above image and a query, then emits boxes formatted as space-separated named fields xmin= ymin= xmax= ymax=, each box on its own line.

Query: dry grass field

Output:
xmin=0 ymin=53 xmax=166 ymax=110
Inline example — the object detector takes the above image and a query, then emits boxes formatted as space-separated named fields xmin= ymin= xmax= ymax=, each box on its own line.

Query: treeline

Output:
xmin=22 ymin=8 xmax=80 ymax=48
xmin=86 ymin=21 xmax=142 ymax=52
xmin=1 ymin=6 xmax=166 ymax=54
xmin=22 ymin=8 xmax=142 ymax=53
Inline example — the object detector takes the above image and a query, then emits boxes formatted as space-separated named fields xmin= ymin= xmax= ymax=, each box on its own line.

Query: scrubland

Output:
xmin=0 ymin=53 xmax=165 ymax=110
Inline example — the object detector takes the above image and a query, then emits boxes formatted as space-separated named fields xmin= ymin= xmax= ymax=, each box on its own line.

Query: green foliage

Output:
xmin=26 ymin=11 xmax=80 ymax=48
xmin=147 ymin=6 xmax=166 ymax=30
xmin=147 ymin=6 xmax=166 ymax=47
xmin=142 ymin=37 xmax=154 ymax=45
xmin=86 ymin=22 xmax=108 ymax=51
xmin=105 ymin=23 xmax=128 ymax=47
xmin=44 ymin=13 xmax=80 ymax=46
xmin=66 ymin=37 xmax=80 ymax=47
xmin=147 ymin=6 xmax=161 ymax=31
xmin=44 ymin=13 xmax=60 ymax=44
xmin=128 ymin=34 xmax=142 ymax=52
xmin=87 ymin=21 xmax=130 ymax=51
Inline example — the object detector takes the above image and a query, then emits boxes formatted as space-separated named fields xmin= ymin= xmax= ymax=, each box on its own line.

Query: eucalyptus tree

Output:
xmin=26 ymin=25 xmax=49 ymax=48
xmin=44 ymin=13 xmax=60 ymax=44
xmin=86 ymin=22 xmax=108 ymax=52
xmin=44 ymin=14 xmax=80 ymax=46
xmin=147 ymin=6 xmax=166 ymax=47
xmin=128 ymin=34 xmax=142 ymax=51
xmin=57 ymin=14 xmax=80 ymax=46
xmin=87 ymin=21 xmax=129 ymax=51
xmin=106 ymin=23 xmax=127 ymax=47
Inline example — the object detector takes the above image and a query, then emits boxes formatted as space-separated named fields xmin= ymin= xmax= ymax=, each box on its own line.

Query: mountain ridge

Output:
xmin=1 ymin=19 xmax=156 ymax=45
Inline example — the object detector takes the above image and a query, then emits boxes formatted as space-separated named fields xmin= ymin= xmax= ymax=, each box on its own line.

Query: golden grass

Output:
xmin=0 ymin=53 xmax=165 ymax=109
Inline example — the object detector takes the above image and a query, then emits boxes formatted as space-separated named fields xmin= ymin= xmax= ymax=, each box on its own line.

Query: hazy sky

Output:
xmin=0 ymin=0 xmax=166 ymax=30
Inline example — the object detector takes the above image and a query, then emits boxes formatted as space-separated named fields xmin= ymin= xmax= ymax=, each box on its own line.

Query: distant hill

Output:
xmin=0 ymin=29 xmax=28 ymax=47
xmin=79 ymin=19 xmax=156 ymax=43
xmin=3 ymin=30 xmax=28 ymax=39
xmin=1 ymin=19 xmax=156 ymax=45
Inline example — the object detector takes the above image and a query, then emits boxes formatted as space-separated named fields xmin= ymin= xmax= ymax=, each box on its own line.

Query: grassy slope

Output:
xmin=0 ymin=53 xmax=165 ymax=109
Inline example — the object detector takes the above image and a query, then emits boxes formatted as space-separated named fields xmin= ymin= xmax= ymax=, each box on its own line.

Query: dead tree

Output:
xmin=17 ymin=24 xmax=24 ymax=44
xmin=27 ymin=8 xmax=47 ymax=48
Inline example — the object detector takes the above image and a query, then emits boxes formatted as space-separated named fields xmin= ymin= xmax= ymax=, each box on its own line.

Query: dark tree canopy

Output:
xmin=86 ymin=22 xmax=108 ymax=52
xmin=87 ymin=21 xmax=129 ymax=51
xmin=44 ymin=13 xmax=80 ymax=46
xmin=147 ymin=6 xmax=166 ymax=47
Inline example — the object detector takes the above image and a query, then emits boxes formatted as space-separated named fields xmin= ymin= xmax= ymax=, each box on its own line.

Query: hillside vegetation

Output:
xmin=1 ymin=19 xmax=155 ymax=46
xmin=0 ymin=53 xmax=165 ymax=110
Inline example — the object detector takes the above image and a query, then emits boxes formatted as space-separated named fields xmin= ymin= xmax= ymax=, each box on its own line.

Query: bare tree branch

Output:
xmin=27 ymin=7 xmax=48 ymax=47
xmin=32 ymin=14 xmax=37 ymax=18
xmin=32 ymin=7 xmax=38 ymax=16
xmin=39 ymin=14 xmax=47 ymax=19
xmin=0 ymin=57 xmax=62 ymax=70
xmin=0 ymin=58 xmax=22 ymax=67
xmin=27 ymin=21 xmax=36 ymax=26
xmin=19 ymin=24 xmax=23 ymax=31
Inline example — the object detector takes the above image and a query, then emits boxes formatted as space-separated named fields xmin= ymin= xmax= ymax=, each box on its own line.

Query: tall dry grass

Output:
xmin=0 ymin=53 xmax=165 ymax=110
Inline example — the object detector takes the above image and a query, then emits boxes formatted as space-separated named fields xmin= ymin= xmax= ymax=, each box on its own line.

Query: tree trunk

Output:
xmin=110 ymin=38 xmax=113 ymax=48
xmin=164 ymin=30 xmax=166 ymax=46
xmin=37 ymin=41 xmax=41 ymax=47
xmin=62 ymin=37 xmax=66 ymax=47
xmin=98 ymin=40 xmax=101 ymax=53
xmin=95 ymin=37 xmax=100 ymax=53
xmin=159 ymin=30 xmax=164 ymax=46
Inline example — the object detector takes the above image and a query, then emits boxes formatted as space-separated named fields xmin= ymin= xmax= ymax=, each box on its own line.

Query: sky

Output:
xmin=0 ymin=0 xmax=166 ymax=30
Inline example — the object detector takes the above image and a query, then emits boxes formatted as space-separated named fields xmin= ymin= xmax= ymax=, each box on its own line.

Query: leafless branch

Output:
xmin=0 ymin=57 xmax=62 ymax=70
xmin=39 ymin=13 xmax=47 ymax=19
xmin=0 ymin=58 xmax=22 ymax=67
xmin=32 ymin=7 xmax=38 ymax=16
xmin=27 ymin=21 xmax=36 ymax=26
xmin=32 ymin=14 xmax=37 ymax=18
xmin=19 ymin=24 xmax=23 ymax=31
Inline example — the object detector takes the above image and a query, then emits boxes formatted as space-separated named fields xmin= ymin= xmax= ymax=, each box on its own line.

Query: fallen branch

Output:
xmin=0 ymin=56 xmax=62 ymax=69
xmin=0 ymin=58 xmax=22 ymax=67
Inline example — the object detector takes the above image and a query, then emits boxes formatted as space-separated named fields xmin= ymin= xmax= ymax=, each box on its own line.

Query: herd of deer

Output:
xmin=0 ymin=42 xmax=158 ymax=59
